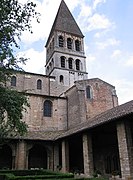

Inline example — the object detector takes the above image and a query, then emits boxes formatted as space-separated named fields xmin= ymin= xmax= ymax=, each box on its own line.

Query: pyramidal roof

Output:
xmin=45 ymin=0 xmax=84 ymax=47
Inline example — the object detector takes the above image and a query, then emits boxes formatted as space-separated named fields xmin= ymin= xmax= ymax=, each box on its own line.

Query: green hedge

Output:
xmin=0 ymin=169 xmax=59 ymax=176
xmin=88 ymin=178 xmax=108 ymax=180
xmin=0 ymin=170 xmax=108 ymax=180
xmin=5 ymin=175 xmax=74 ymax=180
xmin=2 ymin=171 xmax=74 ymax=180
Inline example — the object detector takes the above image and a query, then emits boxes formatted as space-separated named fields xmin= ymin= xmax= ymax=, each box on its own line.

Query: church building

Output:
xmin=0 ymin=1 xmax=133 ymax=179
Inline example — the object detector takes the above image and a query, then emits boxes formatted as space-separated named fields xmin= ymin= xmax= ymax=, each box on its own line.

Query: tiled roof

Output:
xmin=21 ymin=131 xmax=65 ymax=141
xmin=46 ymin=0 xmax=84 ymax=47
xmin=17 ymin=100 xmax=133 ymax=141
xmin=55 ymin=100 xmax=133 ymax=139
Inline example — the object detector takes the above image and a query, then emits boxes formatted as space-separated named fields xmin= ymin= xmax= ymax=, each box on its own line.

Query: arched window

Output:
xmin=60 ymin=56 xmax=65 ymax=68
xmin=11 ymin=76 xmax=16 ymax=86
xmin=67 ymin=38 xmax=72 ymax=49
xmin=86 ymin=86 xmax=93 ymax=99
xmin=68 ymin=58 xmax=73 ymax=69
xmin=37 ymin=79 xmax=42 ymax=90
xmin=75 ymin=40 xmax=80 ymax=51
xmin=59 ymin=36 xmax=64 ymax=47
xmin=76 ymin=59 xmax=80 ymax=70
xmin=43 ymin=100 xmax=52 ymax=117
xmin=60 ymin=75 xmax=64 ymax=84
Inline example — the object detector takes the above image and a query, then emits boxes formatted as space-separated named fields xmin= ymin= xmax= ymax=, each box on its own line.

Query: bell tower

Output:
xmin=45 ymin=0 xmax=88 ymax=87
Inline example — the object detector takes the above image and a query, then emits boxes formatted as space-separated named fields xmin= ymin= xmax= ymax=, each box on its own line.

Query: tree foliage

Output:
xmin=0 ymin=0 xmax=39 ymax=142
xmin=0 ymin=0 xmax=39 ymax=68
xmin=0 ymin=86 xmax=29 ymax=143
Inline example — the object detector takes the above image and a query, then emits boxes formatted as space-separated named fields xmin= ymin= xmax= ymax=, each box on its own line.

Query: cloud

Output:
xmin=20 ymin=0 xmax=61 ymax=45
xmin=93 ymin=0 xmax=106 ymax=10
xmin=19 ymin=0 xmax=84 ymax=45
xmin=65 ymin=0 xmax=81 ymax=11
xmin=94 ymin=29 xmax=110 ymax=38
xmin=112 ymin=79 xmax=133 ymax=104
xmin=87 ymin=54 xmax=96 ymax=63
xmin=111 ymin=50 xmax=122 ymax=58
xmin=96 ymin=38 xmax=120 ymax=49
xmin=18 ymin=0 xmax=113 ymax=45
xmin=78 ymin=3 xmax=92 ymax=17
xmin=17 ymin=48 xmax=46 ymax=74
xmin=125 ymin=55 xmax=133 ymax=67
xmin=86 ymin=13 xmax=113 ymax=32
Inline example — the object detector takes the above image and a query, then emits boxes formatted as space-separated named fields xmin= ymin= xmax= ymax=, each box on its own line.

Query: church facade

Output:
xmin=0 ymin=1 xmax=133 ymax=179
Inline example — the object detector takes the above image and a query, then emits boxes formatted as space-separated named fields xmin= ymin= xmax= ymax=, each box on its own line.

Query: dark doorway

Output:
xmin=0 ymin=145 xmax=12 ymax=169
xmin=92 ymin=123 xmax=121 ymax=176
xmin=69 ymin=135 xmax=84 ymax=173
xmin=28 ymin=144 xmax=47 ymax=169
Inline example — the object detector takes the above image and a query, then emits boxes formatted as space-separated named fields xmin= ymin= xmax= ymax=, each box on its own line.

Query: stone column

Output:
xmin=117 ymin=121 xmax=133 ymax=179
xmin=62 ymin=140 xmax=69 ymax=173
xmin=47 ymin=146 xmax=53 ymax=170
xmin=82 ymin=133 xmax=94 ymax=177
xmin=16 ymin=140 xmax=26 ymax=169
xmin=53 ymin=143 xmax=59 ymax=171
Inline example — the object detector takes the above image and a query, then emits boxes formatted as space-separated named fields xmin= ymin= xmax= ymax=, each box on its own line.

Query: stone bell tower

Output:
xmin=45 ymin=0 xmax=88 ymax=87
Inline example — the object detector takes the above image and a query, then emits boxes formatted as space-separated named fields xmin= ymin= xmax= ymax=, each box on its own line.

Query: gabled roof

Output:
xmin=55 ymin=100 xmax=133 ymax=139
xmin=45 ymin=0 xmax=84 ymax=47
xmin=18 ymin=100 xmax=133 ymax=141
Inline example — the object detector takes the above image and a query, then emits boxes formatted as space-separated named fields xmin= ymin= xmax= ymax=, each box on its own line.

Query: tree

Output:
xmin=0 ymin=86 xmax=29 ymax=144
xmin=0 ymin=0 xmax=39 ymax=143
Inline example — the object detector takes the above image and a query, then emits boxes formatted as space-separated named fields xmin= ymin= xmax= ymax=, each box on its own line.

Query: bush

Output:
xmin=88 ymin=178 xmax=108 ymax=180
xmin=0 ymin=170 xmax=74 ymax=180
xmin=0 ymin=169 xmax=58 ymax=176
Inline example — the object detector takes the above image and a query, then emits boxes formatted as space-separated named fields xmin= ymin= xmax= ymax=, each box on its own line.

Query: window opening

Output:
xmin=59 ymin=36 xmax=64 ymax=47
xmin=76 ymin=59 xmax=80 ymax=70
xmin=11 ymin=76 xmax=16 ymax=86
xmin=37 ymin=79 xmax=42 ymax=90
xmin=67 ymin=38 xmax=72 ymax=49
xmin=68 ymin=58 xmax=73 ymax=69
xmin=86 ymin=86 xmax=93 ymax=99
xmin=43 ymin=100 xmax=52 ymax=117
xmin=75 ymin=40 xmax=80 ymax=51
xmin=61 ymin=56 xmax=65 ymax=68
xmin=60 ymin=75 xmax=64 ymax=84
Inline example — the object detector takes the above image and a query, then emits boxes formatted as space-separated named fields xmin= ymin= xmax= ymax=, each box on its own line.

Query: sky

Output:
xmin=17 ymin=0 xmax=133 ymax=105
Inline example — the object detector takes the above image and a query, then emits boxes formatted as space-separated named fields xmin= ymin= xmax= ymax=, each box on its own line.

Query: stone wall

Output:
xmin=65 ymin=86 xmax=82 ymax=128
xmin=9 ymin=72 xmax=50 ymax=95
xmin=23 ymin=95 xmax=67 ymax=131
xmin=76 ymin=78 xmax=118 ymax=119
xmin=64 ymin=78 xmax=118 ymax=128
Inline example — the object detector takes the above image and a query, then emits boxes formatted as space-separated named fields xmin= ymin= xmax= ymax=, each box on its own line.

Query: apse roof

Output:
xmin=45 ymin=0 xmax=84 ymax=47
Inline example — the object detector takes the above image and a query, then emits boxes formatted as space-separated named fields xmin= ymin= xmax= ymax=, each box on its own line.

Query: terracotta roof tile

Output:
xmin=21 ymin=131 xmax=65 ymax=141
xmin=16 ymin=100 xmax=133 ymax=141
xmin=55 ymin=100 xmax=133 ymax=139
